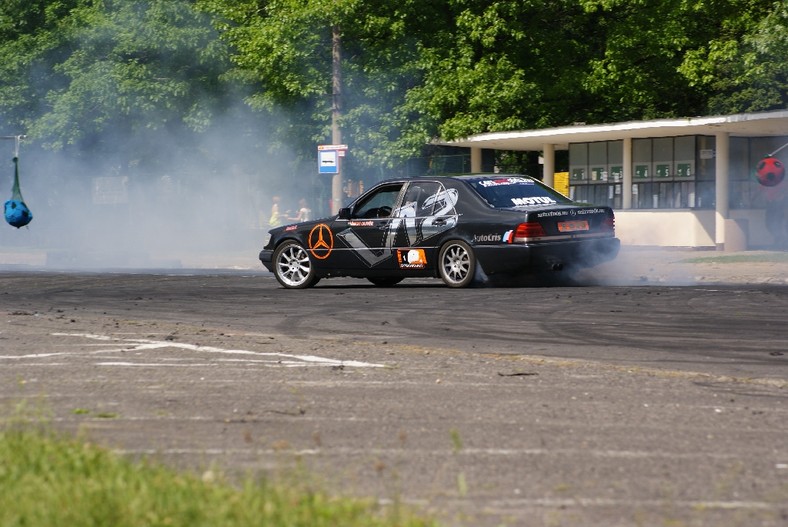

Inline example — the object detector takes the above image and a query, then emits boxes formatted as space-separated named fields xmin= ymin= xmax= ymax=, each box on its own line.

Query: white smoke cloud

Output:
xmin=0 ymin=105 xmax=325 ymax=270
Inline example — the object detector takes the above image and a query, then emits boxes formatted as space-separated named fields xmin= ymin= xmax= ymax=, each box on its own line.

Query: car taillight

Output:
xmin=603 ymin=216 xmax=615 ymax=233
xmin=514 ymin=222 xmax=546 ymax=242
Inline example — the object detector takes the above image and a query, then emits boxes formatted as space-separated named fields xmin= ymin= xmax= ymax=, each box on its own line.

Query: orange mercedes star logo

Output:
xmin=308 ymin=223 xmax=334 ymax=259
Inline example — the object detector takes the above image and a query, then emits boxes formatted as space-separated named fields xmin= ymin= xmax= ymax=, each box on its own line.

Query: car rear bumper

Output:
xmin=475 ymin=237 xmax=620 ymax=274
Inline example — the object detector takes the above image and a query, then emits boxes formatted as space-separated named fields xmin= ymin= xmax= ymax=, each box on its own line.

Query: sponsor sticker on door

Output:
xmin=397 ymin=249 xmax=427 ymax=269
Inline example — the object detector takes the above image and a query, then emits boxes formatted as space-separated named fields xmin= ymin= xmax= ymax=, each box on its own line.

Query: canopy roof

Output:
xmin=434 ymin=110 xmax=788 ymax=151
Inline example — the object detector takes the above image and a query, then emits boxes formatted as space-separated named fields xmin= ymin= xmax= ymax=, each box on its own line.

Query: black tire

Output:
xmin=367 ymin=277 xmax=404 ymax=287
xmin=438 ymin=240 xmax=476 ymax=288
xmin=273 ymin=241 xmax=319 ymax=289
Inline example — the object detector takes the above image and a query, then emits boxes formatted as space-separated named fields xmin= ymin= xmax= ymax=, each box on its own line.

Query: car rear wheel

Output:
xmin=438 ymin=240 xmax=476 ymax=288
xmin=273 ymin=241 xmax=319 ymax=289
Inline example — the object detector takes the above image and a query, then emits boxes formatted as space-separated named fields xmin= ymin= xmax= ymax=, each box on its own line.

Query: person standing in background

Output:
xmin=288 ymin=198 xmax=312 ymax=223
xmin=268 ymin=195 xmax=282 ymax=227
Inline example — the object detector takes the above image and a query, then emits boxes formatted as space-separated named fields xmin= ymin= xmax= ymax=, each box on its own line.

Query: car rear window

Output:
xmin=467 ymin=176 xmax=572 ymax=209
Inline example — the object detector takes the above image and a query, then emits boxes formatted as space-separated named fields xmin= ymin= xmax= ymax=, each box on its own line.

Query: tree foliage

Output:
xmin=678 ymin=0 xmax=788 ymax=113
xmin=0 ymin=0 xmax=785 ymax=177
xmin=398 ymin=1 xmax=600 ymax=142
xmin=0 ymin=0 xmax=235 ymax=172
xmin=580 ymin=0 xmax=785 ymax=120
xmin=200 ymin=0 xmax=786 ymax=172
xmin=196 ymin=0 xmax=444 ymax=170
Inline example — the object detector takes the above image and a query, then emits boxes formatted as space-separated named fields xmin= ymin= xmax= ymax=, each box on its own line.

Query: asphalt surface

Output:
xmin=0 ymin=248 xmax=787 ymax=527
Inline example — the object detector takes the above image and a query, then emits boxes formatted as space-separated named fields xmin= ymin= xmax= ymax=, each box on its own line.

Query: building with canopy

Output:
xmin=434 ymin=110 xmax=788 ymax=250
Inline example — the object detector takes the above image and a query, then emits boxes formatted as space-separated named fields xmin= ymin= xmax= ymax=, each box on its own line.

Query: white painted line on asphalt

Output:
xmin=485 ymin=497 xmax=779 ymax=511
xmin=4 ymin=332 xmax=385 ymax=369
xmin=0 ymin=352 xmax=69 ymax=359
xmin=109 ymin=446 xmax=767 ymax=462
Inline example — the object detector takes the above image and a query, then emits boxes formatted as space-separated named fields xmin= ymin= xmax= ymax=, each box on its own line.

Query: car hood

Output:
xmin=271 ymin=218 xmax=331 ymax=235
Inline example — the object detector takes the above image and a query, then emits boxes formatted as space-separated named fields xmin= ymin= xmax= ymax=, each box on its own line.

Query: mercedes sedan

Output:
xmin=259 ymin=174 xmax=620 ymax=288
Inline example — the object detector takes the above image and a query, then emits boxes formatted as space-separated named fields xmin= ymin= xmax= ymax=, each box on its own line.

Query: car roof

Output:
xmin=452 ymin=173 xmax=535 ymax=181
xmin=376 ymin=174 xmax=534 ymax=185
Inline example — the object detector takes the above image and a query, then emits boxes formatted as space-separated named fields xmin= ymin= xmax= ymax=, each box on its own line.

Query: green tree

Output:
xmin=0 ymin=1 xmax=79 ymax=131
xmin=0 ymin=0 xmax=240 ymax=174
xmin=580 ymin=0 xmax=785 ymax=119
xmin=579 ymin=0 xmax=714 ymax=120
xmin=4 ymin=0 xmax=782 ymax=184
xmin=395 ymin=0 xmax=599 ymax=144
xmin=198 ymin=0 xmax=446 ymax=174
xmin=678 ymin=0 xmax=787 ymax=113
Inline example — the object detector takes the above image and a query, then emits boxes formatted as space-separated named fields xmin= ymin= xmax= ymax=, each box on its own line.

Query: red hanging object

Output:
xmin=755 ymin=156 xmax=786 ymax=187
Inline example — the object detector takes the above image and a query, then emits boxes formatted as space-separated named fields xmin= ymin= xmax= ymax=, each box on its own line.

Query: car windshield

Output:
xmin=466 ymin=176 xmax=572 ymax=209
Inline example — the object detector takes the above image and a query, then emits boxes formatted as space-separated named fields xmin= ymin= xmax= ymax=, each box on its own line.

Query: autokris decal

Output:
xmin=473 ymin=233 xmax=503 ymax=243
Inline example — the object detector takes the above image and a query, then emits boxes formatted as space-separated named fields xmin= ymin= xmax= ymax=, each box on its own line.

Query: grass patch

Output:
xmin=680 ymin=252 xmax=788 ymax=264
xmin=0 ymin=426 xmax=437 ymax=527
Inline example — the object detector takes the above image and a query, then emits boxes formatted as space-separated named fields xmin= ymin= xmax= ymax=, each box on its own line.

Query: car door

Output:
xmin=332 ymin=183 xmax=405 ymax=271
xmin=388 ymin=181 xmax=460 ymax=270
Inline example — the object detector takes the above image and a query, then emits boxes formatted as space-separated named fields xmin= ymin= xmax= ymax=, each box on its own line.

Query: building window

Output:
xmin=569 ymin=141 xmax=621 ymax=208
xmin=568 ymin=134 xmax=788 ymax=210
xmin=730 ymin=137 xmax=754 ymax=209
xmin=695 ymin=135 xmax=715 ymax=209
xmin=570 ymin=136 xmax=706 ymax=210
xmin=631 ymin=137 xmax=701 ymax=209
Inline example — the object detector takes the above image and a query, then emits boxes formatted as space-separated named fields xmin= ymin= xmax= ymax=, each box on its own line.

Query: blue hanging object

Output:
xmin=5 ymin=155 xmax=33 ymax=228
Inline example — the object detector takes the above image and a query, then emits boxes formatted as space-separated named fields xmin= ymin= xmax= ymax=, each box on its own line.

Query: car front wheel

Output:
xmin=273 ymin=241 xmax=319 ymax=289
xmin=438 ymin=240 xmax=476 ymax=288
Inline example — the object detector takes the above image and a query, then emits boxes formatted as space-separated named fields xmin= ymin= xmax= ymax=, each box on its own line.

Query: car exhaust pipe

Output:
xmin=544 ymin=257 xmax=564 ymax=272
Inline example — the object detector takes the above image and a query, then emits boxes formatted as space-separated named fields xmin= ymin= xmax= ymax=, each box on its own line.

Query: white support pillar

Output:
xmin=542 ymin=143 xmax=555 ymax=187
xmin=622 ymin=137 xmax=632 ymax=209
xmin=714 ymin=132 xmax=730 ymax=251
xmin=470 ymin=147 xmax=483 ymax=173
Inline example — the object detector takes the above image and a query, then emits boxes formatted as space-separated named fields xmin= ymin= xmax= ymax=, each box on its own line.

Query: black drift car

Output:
xmin=259 ymin=174 xmax=620 ymax=288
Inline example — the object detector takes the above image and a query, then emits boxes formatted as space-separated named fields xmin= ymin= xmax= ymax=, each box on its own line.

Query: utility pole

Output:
xmin=330 ymin=24 xmax=343 ymax=214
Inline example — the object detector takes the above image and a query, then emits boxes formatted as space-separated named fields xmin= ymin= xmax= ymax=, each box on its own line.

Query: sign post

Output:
xmin=318 ymin=148 xmax=339 ymax=174
xmin=318 ymin=144 xmax=348 ymax=214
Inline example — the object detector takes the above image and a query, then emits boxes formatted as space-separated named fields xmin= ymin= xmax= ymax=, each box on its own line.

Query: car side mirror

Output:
xmin=338 ymin=207 xmax=351 ymax=220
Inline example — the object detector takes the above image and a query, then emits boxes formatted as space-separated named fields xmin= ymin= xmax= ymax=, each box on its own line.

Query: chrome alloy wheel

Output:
xmin=273 ymin=241 xmax=317 ymax=288
xmin=438 ymin=240 xmax=476 ymax=288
